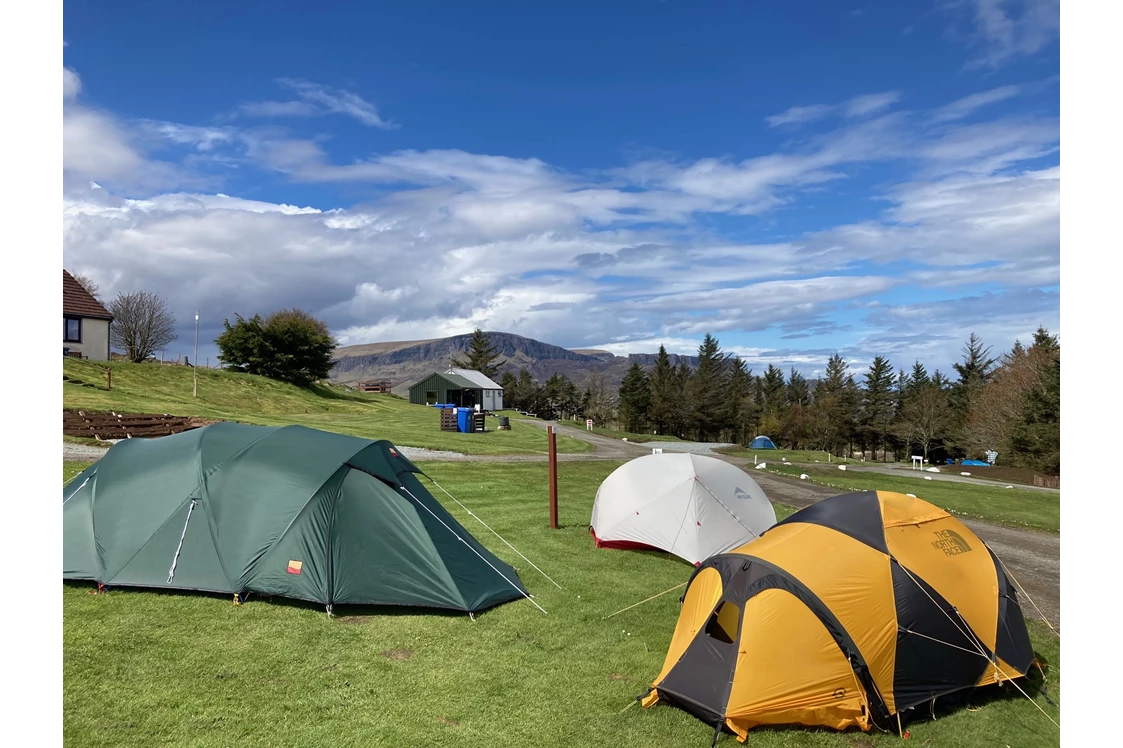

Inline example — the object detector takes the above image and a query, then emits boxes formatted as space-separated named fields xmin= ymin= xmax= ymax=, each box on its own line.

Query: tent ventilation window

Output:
xmin=703 ymin=601 xmax=740 ymax=644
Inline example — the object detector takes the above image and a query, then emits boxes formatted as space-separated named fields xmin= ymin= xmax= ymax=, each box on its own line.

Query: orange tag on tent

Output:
xmin=287 ymin=560 xmax=303 ymax=575
xmin=389 ymin=448 xmax=399 ymax=457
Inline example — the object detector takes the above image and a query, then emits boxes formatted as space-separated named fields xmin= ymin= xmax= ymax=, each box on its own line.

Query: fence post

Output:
xmin=548 ymin=426 xmax=559 ymax=529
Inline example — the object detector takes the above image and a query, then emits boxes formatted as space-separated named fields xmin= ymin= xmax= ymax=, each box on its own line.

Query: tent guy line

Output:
xmin=399 ymin=485 xmax=548 ymax=616
xmin=602 ymin=582 xmax=687 ymax=621
xmin=424 ymin=475 xmax=564 ymax=589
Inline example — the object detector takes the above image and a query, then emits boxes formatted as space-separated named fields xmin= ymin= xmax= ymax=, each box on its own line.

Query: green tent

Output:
xmin=63 ymin=422 xmax=529 ymax=614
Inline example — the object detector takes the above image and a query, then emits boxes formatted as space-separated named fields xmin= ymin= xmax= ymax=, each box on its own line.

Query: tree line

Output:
xmin=456 ymin=327 xmax=1060 ymax=475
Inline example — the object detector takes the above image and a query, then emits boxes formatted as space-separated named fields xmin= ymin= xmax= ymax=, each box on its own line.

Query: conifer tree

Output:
xmin=452 ymin=329 xmax=506 ymax=378
xmin=688 ymin=334 xmax=729 ymax=441
xmin=617 ymin=363 xmax=652 ymax=433
xmin=648 ymin=345 xmax=677 ymax=435
xmin=862 ymin=356 xmax=895 ymax=461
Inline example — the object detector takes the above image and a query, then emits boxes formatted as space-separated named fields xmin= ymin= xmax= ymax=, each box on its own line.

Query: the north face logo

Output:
xmin=932 ymin=529 xmax=972 ymax=556
xmin=734 ymin=487 xmax=751 ymax=501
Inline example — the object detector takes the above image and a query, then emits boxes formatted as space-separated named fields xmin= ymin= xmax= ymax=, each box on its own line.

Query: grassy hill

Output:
xmin=62 ymin=358 xmax=591 ymax=456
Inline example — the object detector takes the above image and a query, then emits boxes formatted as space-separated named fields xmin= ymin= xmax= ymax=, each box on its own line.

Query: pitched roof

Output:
xmin=437 ymin=371 xmax=480 ymax=389
xmin=63 ymin=270 xmax=113 ymax=320
xmin=447 ymin=367 xmax=503 ymax=390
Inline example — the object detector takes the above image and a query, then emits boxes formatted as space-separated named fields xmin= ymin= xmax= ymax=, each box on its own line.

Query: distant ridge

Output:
xmin=330 ymin=331 xmax=699 ymax=394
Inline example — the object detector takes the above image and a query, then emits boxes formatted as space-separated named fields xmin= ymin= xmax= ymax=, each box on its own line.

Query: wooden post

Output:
xmin=548 ymin=425 xmax=559 ymax=529
xmin=106 ymin=368 xmax=111 ymax=391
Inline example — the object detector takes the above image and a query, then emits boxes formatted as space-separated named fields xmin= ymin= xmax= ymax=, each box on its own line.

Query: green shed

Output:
xmin=63 ymin=422 xmax=529 ymax=614
xmin=408 ymin=368 xmax=505 ymax=410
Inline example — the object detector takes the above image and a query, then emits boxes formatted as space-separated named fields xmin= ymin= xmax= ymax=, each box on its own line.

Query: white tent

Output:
xmin=590 ymin=453 xmax=776 ymax=565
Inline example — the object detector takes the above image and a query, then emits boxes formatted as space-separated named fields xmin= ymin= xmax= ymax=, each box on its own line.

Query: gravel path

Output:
xmin=63 ymin=443 xmax=112 ymax=462
xmin=646 ymin=440 xmax=735 ymax=455
xmin=841 ymin=462 xmax=1061 ymax=493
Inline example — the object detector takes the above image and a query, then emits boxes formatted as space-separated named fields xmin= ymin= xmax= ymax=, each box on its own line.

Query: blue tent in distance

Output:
xmin=749 ymin=435 xmax=777 ymax=450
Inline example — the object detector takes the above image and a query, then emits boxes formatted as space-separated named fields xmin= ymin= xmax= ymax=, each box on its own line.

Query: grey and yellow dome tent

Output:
xmin=63 ymin=423 xmax=529 ymax=614
xmin=642 ymin=491 xmax=1035 ymax=740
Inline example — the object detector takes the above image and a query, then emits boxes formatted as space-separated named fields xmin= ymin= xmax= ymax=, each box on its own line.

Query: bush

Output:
xmin=215 ymin=309 xmax=335 ymax=387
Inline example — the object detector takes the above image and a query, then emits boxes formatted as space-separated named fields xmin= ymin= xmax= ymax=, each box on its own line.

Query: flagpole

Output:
xmin=193 ymin=310 xmax=199 ymax=397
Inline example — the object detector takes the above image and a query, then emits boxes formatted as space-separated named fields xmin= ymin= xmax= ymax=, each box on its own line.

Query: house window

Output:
xmin=64 ymin=317 xmax=82 ymax=343
xmin=425 ymin=390 xmax=438 ymax=405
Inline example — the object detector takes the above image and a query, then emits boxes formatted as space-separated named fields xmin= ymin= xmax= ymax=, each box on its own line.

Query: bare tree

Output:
xmin=109 ymin=290 xmax=178 ymax=363
xmin=582 ymin=372 xmax=616 ymax=427
xmin=72 ymin=272 xmax=102 ymax=301
xmin=895 ymin=385 xmax=952 ymax=463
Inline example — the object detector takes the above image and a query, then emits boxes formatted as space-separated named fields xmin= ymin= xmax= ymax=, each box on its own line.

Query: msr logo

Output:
xmin=931 ymin=529 xmax=972 ymax=556
xmin=733 ymin=487 xmax=751 ymax=501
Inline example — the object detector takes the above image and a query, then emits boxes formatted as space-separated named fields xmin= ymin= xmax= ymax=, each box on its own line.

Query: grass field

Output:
xmin=716 ymin=446 xmax=857 ymax=464
xmin=63 ymin=359 xmax=591 ymax=456
xmin=762 ymin=464 xmax=1060 ymax=533
xmin=63 ymin=459 xmax=1060 ymax=747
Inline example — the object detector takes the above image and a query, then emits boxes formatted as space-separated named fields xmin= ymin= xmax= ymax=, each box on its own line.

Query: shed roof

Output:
xmin=447 ymin=367 xmax=503 ymax=390
xmin=408 ymin=369 xmax=503 ymax=391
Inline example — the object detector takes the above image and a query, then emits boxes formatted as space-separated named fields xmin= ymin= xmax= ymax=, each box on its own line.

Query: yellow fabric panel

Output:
xmin=877 ymin=491 xmax=949 ymax=527
xmin=649 ymin=566 xmax=724 ymax=689
xmin=711 ymin=600 xmax=740 ymax=642
xmin=728 ymin=521 xmax=806 ymax=556
xmin=724 ymin=589 xmax=870 ymax=735
xmin=879 ymin=493 xmax=998 ymax=654
xmin=730 ymin=523 xmax=899 ymax=714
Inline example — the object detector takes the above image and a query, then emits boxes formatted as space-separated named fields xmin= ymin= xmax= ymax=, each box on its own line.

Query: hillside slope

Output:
xmin=330 ymin=331 xmax=700 ymax=392
xmin=62 ymin=358 xmax=590 ymax=456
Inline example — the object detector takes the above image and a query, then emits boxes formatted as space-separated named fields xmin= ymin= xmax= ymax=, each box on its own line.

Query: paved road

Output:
xmin=64 ymin=420 xmax=1059 ymax=629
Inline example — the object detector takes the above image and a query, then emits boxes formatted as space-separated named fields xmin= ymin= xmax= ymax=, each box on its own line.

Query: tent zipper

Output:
xmin=167 ymin=499 xmax=198 ymax=583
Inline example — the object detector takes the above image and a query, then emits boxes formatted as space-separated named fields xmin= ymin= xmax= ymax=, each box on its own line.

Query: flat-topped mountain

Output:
xmin=329 ymin=331 xmax=699 ymax=394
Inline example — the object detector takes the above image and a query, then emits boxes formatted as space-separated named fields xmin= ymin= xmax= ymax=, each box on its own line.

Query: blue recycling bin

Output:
xmin=457 ymin=408 xmax=473 ymax=433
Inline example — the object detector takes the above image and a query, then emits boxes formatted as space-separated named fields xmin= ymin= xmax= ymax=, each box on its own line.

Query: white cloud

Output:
xmin=932 ymin=85 xmax=1022 ymax=122
xmin=239 ymin=100 xmax=320 ymax=118
xmin=765 ymin=91 xmax=901 ymax=128
xmin=919 ymin=117 xmax=1057 ymax=169
xmin=963 ymin=0 xmax=1060 ymax=69
xmin=60 ymin=64 xmax=1059 ymax=373
xmin=238 ymin=79 xmax=397 ymax=129
xmin=139 ymin=122 xmax=235 ymax=152
xmin=63 ymin=67 xmax=81 ymax=101
xmin=843 ymin=91 xmax=902 ymax=118
xmin=764 ymin=104 xmax=834 ymax=128
xmin=801 ymin=166 xmax=1059 ymax=268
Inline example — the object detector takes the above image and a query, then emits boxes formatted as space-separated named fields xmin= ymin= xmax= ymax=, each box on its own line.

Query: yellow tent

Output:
xmin=642 ymin=490 xmax=1035 ymax=740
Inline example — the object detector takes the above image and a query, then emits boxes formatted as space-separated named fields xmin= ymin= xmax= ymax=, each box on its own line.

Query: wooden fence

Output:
xmin=64 ymin=409 xmax=215 ymax=440
xmin=1033 ymin=474 xmax=1060 ymax=489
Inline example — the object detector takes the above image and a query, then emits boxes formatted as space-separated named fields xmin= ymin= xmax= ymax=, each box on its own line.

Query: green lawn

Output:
xmin=763 ymin=464 xmax=1060 ymax=533
xmin=716 ymin=446 xmax=857 ymax=464
xmin=63 ymin=359 xmax=591 ymax=456
xmin=64 ymin=459 xmax=1059 ymax=747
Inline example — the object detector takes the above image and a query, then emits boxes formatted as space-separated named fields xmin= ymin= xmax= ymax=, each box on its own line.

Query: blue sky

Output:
xmin=62 ymin=0 xmax=1059 ymax=375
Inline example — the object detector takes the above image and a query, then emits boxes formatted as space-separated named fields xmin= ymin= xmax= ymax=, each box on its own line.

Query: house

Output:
xmin=357 ymin=380 xmax=393 ymax=393
xmin=408 ymin=367 xmax=505 ymax=411
xmin=63 ymin=269 xmax=113 ymax=361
